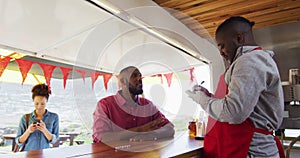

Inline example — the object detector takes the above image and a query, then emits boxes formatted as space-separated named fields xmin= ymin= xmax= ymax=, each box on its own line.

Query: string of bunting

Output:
xmin=0 ymin=56 xmax=195 ymax=90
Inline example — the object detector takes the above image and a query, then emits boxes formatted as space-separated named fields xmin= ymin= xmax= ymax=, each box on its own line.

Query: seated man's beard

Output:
xmin=129 ymin=85 xmax=143 ymax=95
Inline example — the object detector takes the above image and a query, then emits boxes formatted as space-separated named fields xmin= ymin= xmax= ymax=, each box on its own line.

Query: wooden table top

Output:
xmin=3 ymin=134 xmax=70 ymax=139
xmin=2 ymin=131 xmax=203 ymax=158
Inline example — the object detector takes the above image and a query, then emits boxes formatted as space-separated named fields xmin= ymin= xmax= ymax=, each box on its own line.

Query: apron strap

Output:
xmin=254 ymin=128 xmax=285 ymax=158
xmin=253 ymin=128 xmax=272 ymax=135
xmin=275 ymin=136 xmax=286 ymax=158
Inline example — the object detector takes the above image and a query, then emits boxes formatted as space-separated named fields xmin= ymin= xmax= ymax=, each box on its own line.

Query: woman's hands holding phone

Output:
xmin=28 ymin=119 xmax=47 ymax=133
xmin=35 ymin=120 xmax=48 ymax=133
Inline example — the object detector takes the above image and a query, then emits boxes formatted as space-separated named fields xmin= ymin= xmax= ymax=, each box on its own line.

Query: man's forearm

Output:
xmin=101 ymin=124 xmax=174 ymax=142
xmin=153 ymin=123 xmax=175 ymax=139
xmin=101 ymin=130 xmax=139 ymax=142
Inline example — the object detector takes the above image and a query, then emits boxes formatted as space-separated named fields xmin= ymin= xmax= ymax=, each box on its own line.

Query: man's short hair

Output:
xmin=216 ymin=16 xmax=255 ymax=34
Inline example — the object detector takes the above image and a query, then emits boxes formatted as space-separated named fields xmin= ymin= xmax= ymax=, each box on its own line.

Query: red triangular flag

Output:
xmin=157 ymin=74 xmax=163 ymax=84
xmin=76 ymin=70 xmax=86 ymax=83
xmin=151 ymin=74 xmax=163 ymax=84
xmin=59 ymin=67 xmax=72 ymax=89
xmin=115 ymin=75 xmax=122 ymax=89
xmin=189 ymin=67 xmax=195 ymax=83
xmin=38 ymin=63 xmax=56 ymax=87
xmin=16 ymin=59 xmax=34 ymax=84
xmin=101 ymin=73 xmax=112 ymax=91
xmin=89 ymin=71 xmax=101 ymax=90
xmin=0 ymin=57 xmax=11 ymax=78
xmin=164 ymin=73 xmax=173 ymax=87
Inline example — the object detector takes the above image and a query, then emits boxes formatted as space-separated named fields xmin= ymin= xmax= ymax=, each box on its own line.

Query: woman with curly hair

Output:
xmin=15 ymin=83 xmax=59 ymax=151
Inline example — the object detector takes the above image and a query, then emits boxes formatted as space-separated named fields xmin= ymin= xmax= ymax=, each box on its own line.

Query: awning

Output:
xmin=0 ymin=0 xmax=223 ymax=91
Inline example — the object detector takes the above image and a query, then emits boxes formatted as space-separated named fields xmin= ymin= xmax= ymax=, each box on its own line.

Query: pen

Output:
xmin=193 ymin=81 xmax=205 ymax=92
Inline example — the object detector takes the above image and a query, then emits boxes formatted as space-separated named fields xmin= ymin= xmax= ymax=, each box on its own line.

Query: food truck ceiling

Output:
xmin=154 ymin=0 xmax=300 ymax=39
xmin=0 ymin=0 xmax=223 ymax=89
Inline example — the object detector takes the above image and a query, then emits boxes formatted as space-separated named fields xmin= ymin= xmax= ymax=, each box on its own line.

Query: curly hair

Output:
xmin=31 ymin=83 xmax=51 ymax=100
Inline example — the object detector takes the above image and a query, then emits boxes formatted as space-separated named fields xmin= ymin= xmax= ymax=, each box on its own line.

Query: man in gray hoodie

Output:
xmin=187 ymin=16 xmax=284 ymax=158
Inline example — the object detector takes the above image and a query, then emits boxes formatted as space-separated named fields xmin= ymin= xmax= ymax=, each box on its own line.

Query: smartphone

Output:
xmin=33 ymin=119 xmax=40 ymax=125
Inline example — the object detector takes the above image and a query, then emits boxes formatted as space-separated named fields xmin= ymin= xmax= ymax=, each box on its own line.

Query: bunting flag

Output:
xmin=59 ymin=67 xmax=72 ymax=89
xmin=16 ymin=59 xmax=34 ymax=84
xmin=101 ymin=73 xmax=112 ymax=91
xmin=1 ymin=56 xmax=196 ymax=90
xmin=76 ymin=70 xmax=86 ymax=83
xmin=38 ymin=63 xmax=56 ymax=87
xmin=189 ymin=67 xmax=195 ymax=83
xmin=0 ymin=57 xmax=11 ymax=78
xmin=115 ymin=75 xmax=122 ymax=89
xmin=163 ymin=73 xmax=173 ymax=87
xmin=151 ymin=74 xmax=163 ymax=84
xmin=157 ymin=74 xmax=163 ymax=84
xmin=89 ymin=71 xmax=101 ymax=90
